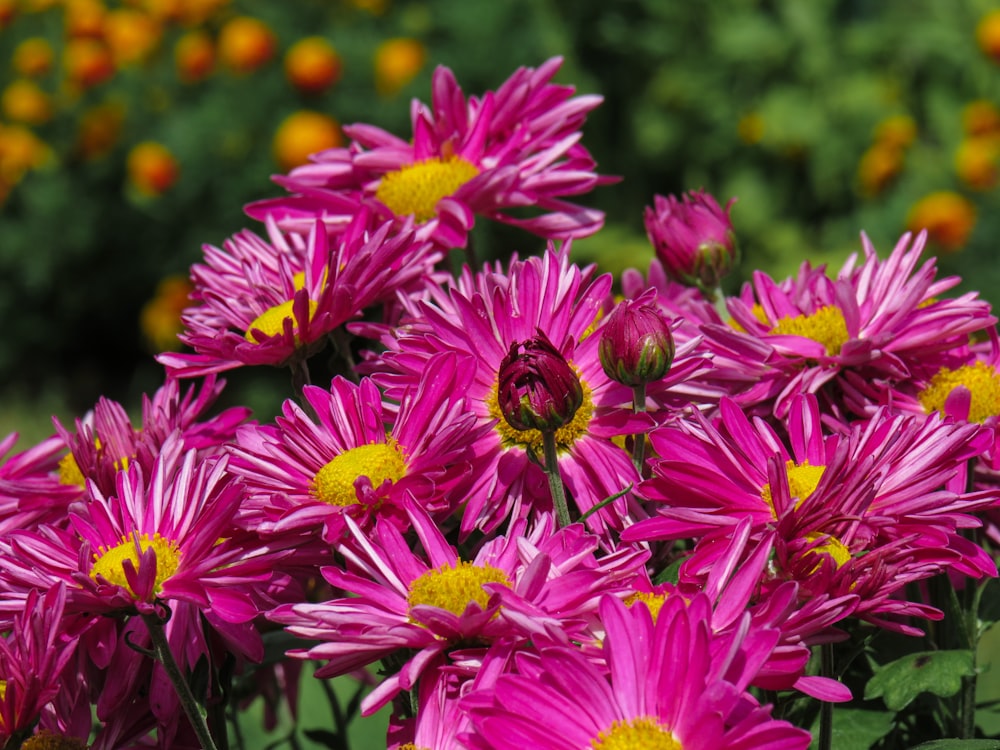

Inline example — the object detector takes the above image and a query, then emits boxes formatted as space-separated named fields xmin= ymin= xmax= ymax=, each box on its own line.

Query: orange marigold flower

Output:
xmin=285 ymin=37 xmax=341 ymax=94
xmin=373 ymin=37 xmax=426 ymax=96
xmin=906 ymin=191 xmax=977 ymax=253
xmin=955 ymin=137 xmax=1000 ymax=191
xmin=174 ymin=30 xmax=215 ymax=83
xmin=272 ymin=110 xmax=343 ymax=171
xmin=218 ymin=16 xmax=275 ymax=74
xmin=857 ymin=143 xmax=904 ymax=196
xmin=963 ymin=100 xmax=1000 ymax=137
xmin=63 ymin=37 xmax=115 ymax=89
xmin=1 ymin=80 xmax=52 ymax=126
xmin=127 ymin=141 xmax=179 ymax=196
xmin=13 ymin=38 xmax=54 ymax=77
xmin=873 ymin=114 xmax=917 ymax=149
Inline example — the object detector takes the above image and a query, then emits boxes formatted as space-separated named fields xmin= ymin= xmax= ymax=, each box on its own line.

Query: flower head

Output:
xmin=644 ymin=189 xmax=738 ymax=293
xmin=247 ymin=57 xmax=612 ymax=249
xmin=497 ymin=332 xmax=583 ymax=432
xmin=598 ymin=296 xmax=676 ymax=387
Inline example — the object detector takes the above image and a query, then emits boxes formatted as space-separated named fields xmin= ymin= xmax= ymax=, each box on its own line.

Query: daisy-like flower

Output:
xmin=624 ymin=395 xmax=998 ymax=633
xmin=0 ymin=435 xmax=284 ymax=632
xmin=462 ymin=594 xmax=811 ymax=750
xmin=724 ymin=231 xmax=996 ymax=418
xmin=268 ymin=503 xmax=647 ymax=716
xmin=227 ymin=352 xmax=484 ymax=541
xmin=158 ymin=208 xmax=437 ymax=378
xmin=0 ymin=585 xmax=81 ymax=750
xmin=0 ymin=432 xmax=81 ymax=534
xmin=366 ymin=247 xmax=709 ymax=536
xmin=247 ymin=57 xmax=612 ymax=250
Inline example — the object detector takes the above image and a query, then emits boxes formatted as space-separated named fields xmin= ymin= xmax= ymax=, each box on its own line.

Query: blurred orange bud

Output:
xmin=174 ymin=29 xmax=214 ymax=83
xmin=141 ymin=275 xmax=193 ymax=352
xmin=955 ymin=137 xmax=1000 ymax=191
xmin=13 ymin=38 xmax=54 ymax=77
xmin=64 ymin=0 xmax=107 ymax=39
xmin=857 ymin=143 xmax=904 ymax=197
xmin=0 ymin=0 xmax=15 ymax=28
xmin=1 ymin=80 xmax=53 ymax=125
xmin=104 ymin=9 xmax=161 ymax=65
xmin=906 ymin=191 xmax=977 ymax=253
xmin=76 ymin=101 xmax=125 ymax=159
xmin=176 ymin=0 xmax=228 ymax=26
xmin=977 ymin=10 xmax=1000 ymax=62
xmin=963 ymin=100 xmax=1000 ymax=137
xmin=64 ymin=38 xmax=116 ymax=88
xmin=273 ymin=110 xmax=343 ymax=172
xmin=0 ymin=124 xmax=51 ymax=183
xmin=285 ymin=37 xmax=341 ymax=94
xmin=127 ymin=141 xmax=179 ymax=196
xmin=873 ymin=114 xmax=917 ymax=149
xmin=373 ymin=37 xmax=426 ymax=96
xmin=218 ymin=16 xmax=275 ymax=74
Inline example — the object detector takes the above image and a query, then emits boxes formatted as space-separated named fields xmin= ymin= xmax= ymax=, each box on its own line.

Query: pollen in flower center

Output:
xmin=623 ymin=591 xmax=668 ymax=622
xmin=590 ymin=717 xmax=682 ymax=750
xmin=486 ymin=372 xmax=594 ymax=454
xmin=20 ymin=731 xmax=90 ymax=750
xmin=918 ymin=361 xmax=1000 ymax=423
xmin=770 ymin=304 xmax=849 ymax=356
xmin=244 ymin=298 xmax=318 ymax=343
xmin=803 ymin=532 xmax=852 ymax=569
xmin=760 ymin=460 xmax=826 ymax=517
xmin=374 ymin=156 xmax=481 ymax=222
xmin=90 ymin=531 xmax=181 ymax=597
xmin=312 ymin=441 xmax=407 ymax=506
xmin=407 ymin=560 xmax=511 ymax=618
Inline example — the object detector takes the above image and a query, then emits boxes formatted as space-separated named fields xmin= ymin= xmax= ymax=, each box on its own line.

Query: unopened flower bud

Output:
xmin=643 ymin=189 xmax=738 ymax=291
xmin=599 ymin=299 xmax=675 ymax=386
xmin=497 ymin=333 xmax=583 ymax=432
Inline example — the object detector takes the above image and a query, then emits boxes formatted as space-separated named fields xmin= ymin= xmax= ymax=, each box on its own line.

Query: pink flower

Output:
xmin=158 ymin=209 xmax=437 ymax=378
xmin=644 ymin=189 xmax=739 ymax=293
xmin=227 ymin=353 xmax=484 ymax=541
xmin=462 ymin=594 xmax=810 ymax=750
xmin=0 ymin=432 xmax=80 ymax=534
xmin=247 ymin=57 xmax=612 ymax=249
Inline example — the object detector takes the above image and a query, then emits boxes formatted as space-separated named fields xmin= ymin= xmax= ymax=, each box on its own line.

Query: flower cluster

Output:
xmin=2 ymin=57 xmax=1000 ymax=750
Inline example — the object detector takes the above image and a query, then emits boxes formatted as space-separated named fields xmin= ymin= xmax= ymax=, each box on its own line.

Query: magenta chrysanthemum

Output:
xmin=158 ymin=209 xmax=437 ymax=378
xmin=462 ymin=594 xmax=811 ymax=750
xmin=247 ymin=57 xmax=612 ymax=249
xmin=227 ymin=353 xmax=484 ymax=541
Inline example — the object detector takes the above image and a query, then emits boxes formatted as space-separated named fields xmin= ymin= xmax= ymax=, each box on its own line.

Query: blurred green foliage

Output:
xmin=4 ymin=0 xmax=1000 ymax=414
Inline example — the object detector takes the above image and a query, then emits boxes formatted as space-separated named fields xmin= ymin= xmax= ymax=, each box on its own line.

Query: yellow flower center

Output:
xmin=312 ymin=441 xmax=407 ymax=507
xmin=770 ymin=305 xmax=849 ymax=356
xmin=591 ymin=717 xmax=682 ymax=750
xmin=486 ymin=372 xmax=595 ymax=454
xmin=244 ymin=298 xmax=318 ymax=343
xmin=729 ymin=302 xmax=769 ymax=333
xmin=20 ymin=732 xmax=89 ymax=750
xmin=407 ymin=560 xmax=511 ymax=618
xmin=760 ymin=460 xmax=826 ymax=517
xmin=374 ymin=156 xmax=480 ymax=222
xmin=90 ymin=531 xmax=181 ymax=598
xmin=58 ymin=452 xmax=85 ymax=487
xmin=397 ymin=745 xmax=429 ymax=750
xmin=918 ymin=361 xmax=1000 ymax=423
xmin=804 ymin=532 xmax=852 ymax=569
xmin=623 ymin=591 xmax=668 ymax=622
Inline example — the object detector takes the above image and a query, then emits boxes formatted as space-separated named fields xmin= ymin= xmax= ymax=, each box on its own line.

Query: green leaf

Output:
xmin=907 ymin=741 xmax=1000 ymax=750
xmin=865 ymin=650 xmax=975 ymax=711
xmin=808 ymin=708 xmax=895 ymax=750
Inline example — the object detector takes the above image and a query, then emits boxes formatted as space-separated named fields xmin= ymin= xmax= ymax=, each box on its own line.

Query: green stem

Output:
xmin=630 ymin=384 xmax=647 ymax=475
xmin=542 ymin=430 xmax=571 ymax=528
xmin=819 ymin=642 xmax=834 ymax=750
xmin=141 ymin=611 xmax=221 ymax=750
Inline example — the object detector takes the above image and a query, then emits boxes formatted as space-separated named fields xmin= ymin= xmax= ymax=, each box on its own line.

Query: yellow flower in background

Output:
xmin=1 ymin=80 xmax=53 ymax=126
xmin=218 ymin=16 xmax=276 ymax=74
xmin=127 ymin=141 xmax=179 ymax=196
xmin=963 ymin=100 xmax=1000 ymax=137
xmin=63 ymin=37 xmax=116 ymax=89
xmin=64 ymin=0 xmax=107 ymax=39
xmin=955 ymin=137 xmax=1000 ymax=191
xmin=373 ymin=37 xmax=426 ymax=96
xmin=75 ymin=101 xmax=125 ymax=159
xmin=272 ymin=110 xmax=343 ymax=171
xmin=0 ymin=124 xmax=51 ymax=184
xmin=141 ymin=275 xmax=193 ymax=353
xmin=857 ymin=143 xmax=904 ymax=196
xmin=104 ymin=8 xmax=162 ymax=66
xmin=285 ymin=37 xmax=342 ymax=95
xmin=873 ymin=114 xmax=917 ymax=149
xmin=174 ymin=29 xmax=215 ymax=83
xmin=13 ymin=38 xmax=54 ymax=78
xmin=977 ymin=9 xmax=1000 ymax=62
xmin=906 ymin=191 xmax=977 ymax=253
xmin=176 ymin=0 xmax=229 ymax=26
xmin=737 ymin=111 xmax=765 ymax=145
